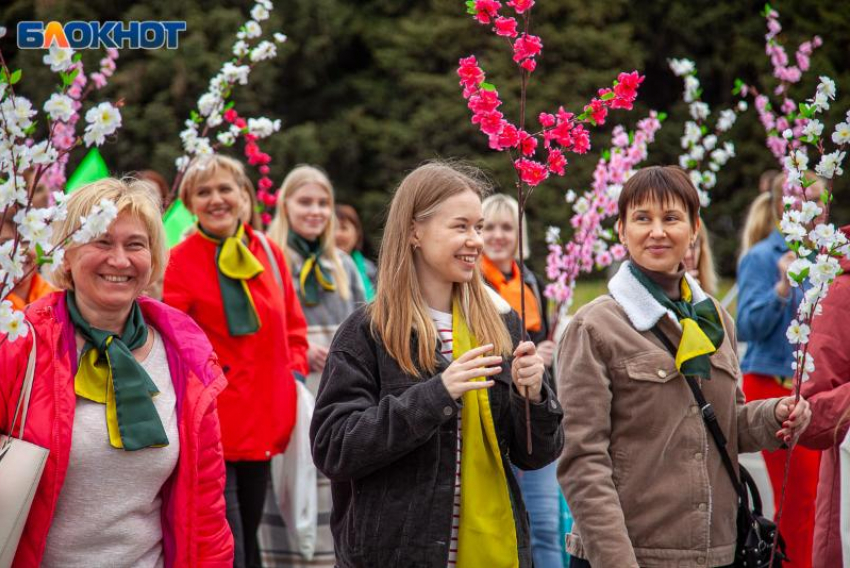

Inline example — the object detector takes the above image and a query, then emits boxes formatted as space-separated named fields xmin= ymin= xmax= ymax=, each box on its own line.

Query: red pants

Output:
xmin=742 ymin=373 xmax=820 ymax=568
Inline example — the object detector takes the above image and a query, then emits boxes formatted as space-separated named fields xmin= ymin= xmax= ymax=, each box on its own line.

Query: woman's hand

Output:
xmin=775 ymin=251 xmax=796 ymax=299
xmin=536 ymin=339 xmax=555 ymax=367
xmin=441 ymin=344 xmax=502 ymax=400
xmin=512 ymin=341 xmax=545 ymax=403
xmin=774 ymin=396 xmax=812 ymax=444
xmin=308 ymin=344 xmax=330 ymax=373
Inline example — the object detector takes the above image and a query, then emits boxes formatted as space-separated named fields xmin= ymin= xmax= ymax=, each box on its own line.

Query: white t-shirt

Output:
xmin=429 ymin=308 xmax=462 ymax=567
xmin=42 ymin=330 xmax=180 ymax=568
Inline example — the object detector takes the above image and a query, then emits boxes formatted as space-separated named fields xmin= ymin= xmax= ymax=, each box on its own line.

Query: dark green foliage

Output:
xmin=1 ymin=0 xmax=847 ymax=276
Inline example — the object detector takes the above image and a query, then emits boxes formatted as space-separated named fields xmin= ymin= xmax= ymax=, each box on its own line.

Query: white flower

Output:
xmin=0 ymin=240 xmax=25 ymax=282
xmin=0 ymin=308 xmax=29 ymax=342
xmin=175 ymin=155 xmax=190 ymax=171
xmin=1 ymin=96 xmax=36 ymax=137
xmin=197 ymin=92 xmax=221 ymax=117
xmin=0 ymin=176 xmax=27 ymax=210
xmin=689 ymin=170 xmax=702 ymax=190
xmin=689 ymin=102 xmax=710 ymax=121
xmin=702 ymin=134 xmax=717 ymax=151
xmin=28 ymin=141 xmax=58 ymax=165
xmin=832 ymin=122 xmax=850 ymax=145
xmin=606 ymin=184 xmax=623 ymax=201
xmin=250 ymin=41 xmax=277 ymax=63
xmin=244 ymin=20 xmax=262 ymax=39
xmin=247 ymin=117 xmax=280 ymax=138
xmin=251 ymin=4 xmax=270 ymax=21
xmin=678 ymin=155 xmax=691 ymax=169
xmin=785 ymin=168 xmax=802 ymax=190
xmin=817 ymin=76 xmax=836 ymax=100
xmin=43 ymin=93 xmax=75 ymax=122
xmin=47 ymin=247 xmax=65 ymax=273
xmin=73 ymin=198 xmax=118 ymax=243
xmin=787 ymin=257 xmax=812 ymax=282
xmin=42 ymin=45 xmax=75 ymax=72
xmin=689 ymin=145 xmax=705 ymax=162
xmin=221 ymin=62 xmax=250 ymax=85
xmin=545 ymin=226 xmax=561 ymax=245
xmin=716 ymin=109 xmax=736 ymax=132
xmin=669 ymin=58 xmax=695 ymax=77
xmin=815 ymin=150 xmax=846 ymax=179
xmin=802 ymin=120 xmax=824 ymax=139
xmin=682 ymin=121 xmax=701 ymax=149
xmin=810 ymin=255 xmax=841 ymax=285
xmin=710 ymin=149 xmax=729 ymax=167
xmin=83 ymin=102 xmax=122 ymax=146
xmin=782 ymin=128 xmax=794 ymax=139
xmin=723 ymin=141 xmax=735 ymax=157
xmin=786 ymin=320 xmax=810 ymax=345
xmin=217 ymin=131 xmax=235 ymax=146
xmin=206 ymin=112 xmax=222 ymax=128
xmin=811 ymin=91 xmax=830 ymax=113
xmin=274 ymin=33 xmax=288 ymax=44
xmin=737 ymin=100 xmax=748 ymax=112
xmin=565 ymin=190 xmax=577 ymax=203
xmin=573 ymin=197 xmax=589 ymax=215
xmin=232 ymin=40 xmax=250 ymax=58
xmin=697 ymin=189 xmax=710 ymax=208
xmin=811 ymin=223 xmax=836 ymax=248
xmin=0 ymin=26 xmax=6 ymax=39
xmin=786 ymin=149 xmax=809 ymax=172
xmin=702 ymin=171 xmax=716 ymax=189
xmin=782 ymin=195 xmax=796 ymax=208
xmin=781 ymin=220 xmax=807 ymax=243
xmin=799 ymin=201 xmax=822 ymax=224
xmin=683 ymin=76 xmax=700 ymax=103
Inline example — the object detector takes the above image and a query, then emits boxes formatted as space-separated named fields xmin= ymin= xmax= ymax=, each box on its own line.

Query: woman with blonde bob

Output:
xmin=1 ymin=178 xmax=233 ymax=566
xmin=163 ymin=154 xmax=309 ymax=568
xmin=310 ymin=162 xmax=564 ymax=567
xmin=263 ymin=165 xmax=364 ymax=567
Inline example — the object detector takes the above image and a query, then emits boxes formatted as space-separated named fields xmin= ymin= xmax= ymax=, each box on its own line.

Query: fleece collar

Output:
xmin=484 ymin=284 xmax=512 ymax=315
xmin=608 ymin=260 xmax=708 ymax=331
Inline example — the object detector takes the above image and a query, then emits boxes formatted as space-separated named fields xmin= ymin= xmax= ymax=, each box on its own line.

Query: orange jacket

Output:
xmin=6 ymin=273 xmax=55 ymax=311
xmin=163 ymin=224 xmax=309 ymax=461
xmin=0 ymin=293 xmax=233 ymax=567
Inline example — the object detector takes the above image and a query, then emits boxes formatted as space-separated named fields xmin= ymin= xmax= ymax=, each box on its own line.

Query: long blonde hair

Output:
xmin=369 ymin=162 xmax=513 ymax=376
xmin=268 ymin=165 xmax=351 ymax=300
xmin=695 ymin=223 xmax=718 ymax=295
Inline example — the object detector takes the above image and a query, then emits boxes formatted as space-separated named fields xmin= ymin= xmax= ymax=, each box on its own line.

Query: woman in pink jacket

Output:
xmin=799 ymin=224 xmax=850 ymax=568
xmin=0 ymin=178 xmax=233 ymax=567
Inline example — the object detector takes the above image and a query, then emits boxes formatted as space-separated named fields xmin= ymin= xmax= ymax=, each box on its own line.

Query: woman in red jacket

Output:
xmin=163 ymin=155 xmax=309 ymax=568
xmin=1 ymin=178 xmax=233 ymax=567
xmin=798 ymin=224 xmax=850 ymax=567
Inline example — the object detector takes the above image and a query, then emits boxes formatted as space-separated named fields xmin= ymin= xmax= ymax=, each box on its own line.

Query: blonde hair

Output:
xmin=368 ymin=162 xmax=513 ymax=376
xmin=51 ymin=178 xmax=167 ymax=290
xmin=178 ymin=154 xmax=256 ymax=224
xmin=740 ymin=175 xmax=783 ymax=256
xmin=481 ymin=193 xmax=531 ymax=261
xmin=694 ymin=223 xmax=718 ymax=295
xmin=268 ymin=165 xmax=351 ymax=301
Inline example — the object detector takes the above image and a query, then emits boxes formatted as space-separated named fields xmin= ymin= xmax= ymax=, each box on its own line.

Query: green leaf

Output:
xmin=820 ymin=190 xmax=829 ymax=204
xmin=763 ymin=3 xmax=773 ymax=17
xmin=24 ymin=121 xmax=37 ymax=136
xmin=9 ymin=69 xmax=22 ymax=85
xmin=479 ymin=82 xmax=496 ymax=91
xmin=600 ymin=91 xmax=616 ymax=101
xmin=466 ymin=0 xmax=477 ymax=15
xmin=72 ymin=53 xmax=82 ymax=63
xmin=190 ymin=110 xmax=200 ymax=123
xmin=700 ymin=125 xmax=708 ymax=135
xmin=0 ymin=68 xmax=7 ymax=84
xmin=695 ymin=88 xmax=703 ymax=100
xmin=657 ymin=112 xmax=668 ymax=122
xmin=224 ymin=100 xmax=235 ymax=111
xmin=802 ymin=176 xmax=817 ymax=188
xmin=602 ymin=150 xmax=611 ymax=161
xmin=732 ymin=78 xmax=744 ymax=95
xmin=628 ymin=131 xmax=635 ymax=145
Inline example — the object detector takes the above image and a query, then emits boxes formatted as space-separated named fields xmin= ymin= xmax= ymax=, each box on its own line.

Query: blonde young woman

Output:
xmin=736 ymin=172 xmax=826 ymax=568
xmin=310 ymin=162 xmax=563 ymax=567
xmin=163 ymin=155 xmax=309 ymax=568
xmin=683 ymin=223 xmax=718 ymax=296
xmin=262 ymin=165 xmax=364 ymax=567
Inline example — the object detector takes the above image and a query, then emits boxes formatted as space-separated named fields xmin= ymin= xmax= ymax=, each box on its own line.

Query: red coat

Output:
xmin=0 ymin=293 xmax=233 ymax=567
xmin=163 ymin=224 xmax=309 ymax=461
xmin=799 ymin=226 xmax=850 ymax=568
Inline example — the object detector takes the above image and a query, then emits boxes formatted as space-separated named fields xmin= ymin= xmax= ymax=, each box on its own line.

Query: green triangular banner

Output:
xmin=65 ymin=148 xmax=110 ymax=193
xmin=163 ymin=199 xmax=196 ymax=248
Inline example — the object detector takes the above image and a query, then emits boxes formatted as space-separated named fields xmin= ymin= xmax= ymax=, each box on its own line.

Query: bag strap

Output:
xmin=9 ymin=321 xmax=37 ymax=441
xmin=648 ymin=325 xmax=753 ymax=513
xmin=255 ymin=231 xmax=283 ymax=288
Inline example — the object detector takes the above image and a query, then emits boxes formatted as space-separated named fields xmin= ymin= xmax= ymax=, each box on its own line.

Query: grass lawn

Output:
xmin=568 ymin=277 xmax=737 ymax=316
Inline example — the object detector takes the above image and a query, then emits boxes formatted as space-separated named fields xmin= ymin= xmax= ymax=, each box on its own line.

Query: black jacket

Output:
xmin=310 ymin=304 xmax=564 ymax=567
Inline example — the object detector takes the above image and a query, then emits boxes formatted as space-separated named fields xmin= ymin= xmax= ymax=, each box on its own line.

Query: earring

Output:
xmin=412 ymin=243 xmax=419 ymax=252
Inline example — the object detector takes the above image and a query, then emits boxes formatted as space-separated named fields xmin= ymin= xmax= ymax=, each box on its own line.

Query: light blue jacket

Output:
xmin=736 ymin=229 xmax=803 ymax=377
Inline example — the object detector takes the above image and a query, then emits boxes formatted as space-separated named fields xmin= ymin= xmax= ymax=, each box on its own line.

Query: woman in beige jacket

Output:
xmin=557 ymin=166 xmax=811 ymax=568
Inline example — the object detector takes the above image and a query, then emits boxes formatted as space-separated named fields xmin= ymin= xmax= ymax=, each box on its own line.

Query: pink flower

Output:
xmin=224 ymin=108 xmax=239 ymax=123
xmin=474 ymin=110 xmax=505 ymax=136
xmin=458 ymin=56 xmax=485 ymax=88
xmin=260 ymin=165 xmax=271 ymax=175
xmin=571 ymin=125 xmax=590 ymax=154
xmin=261 ymin=212 xmax=272 ymax=225
xmin=497 ymin=122 xmax=520 ymax=148
xmin=781 ymin=98 xmax=796 ymax=115
xmin=766 ymin=135 xmax=787 ymax=159
xmin=514 ymin=159 xmax=548 ymax=186
xmin=512 ymin=34 xmax=542 ymax=63
xmin=547 ymin=149 xmax=567 ymax=175
xmin=494 ymin=16 xmax=518 ymax=38
xmin=614 ymin=71 xmax=644 ymax=103
xmin=474 ymin=0 xmax=502 ymax=24
xmin=520 ymin=58 xmax=537 ymax=72
xmin=468 ymin=89 xmax=502 ymax=114
xmin=549 ymin=119 xmax=574 ymax=148
xmin=586 ymin=99 xmax=607 ymax=125
xmin=258 ymin=177 xmax=274 ymax=191
xmin=90 ymin=72 xmax=107 ymax=89
xmin=507 ymin=0 xmax=534 ymax=14
xmin=610 ymin=244 xmax=627 ymax=260
xmin=813 ymin=36 xmax=822 ymax=47
xmin=538 ymin=112 xmax=555 ymax=128
xmin=518 ymin=130 xmax=537 ymax=156
xmin=796 ymin=52 xmax=810 ymax=72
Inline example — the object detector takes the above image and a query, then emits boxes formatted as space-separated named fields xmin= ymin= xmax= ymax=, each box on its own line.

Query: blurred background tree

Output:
xmin=2 ymin=0 xmax=847 ymax=275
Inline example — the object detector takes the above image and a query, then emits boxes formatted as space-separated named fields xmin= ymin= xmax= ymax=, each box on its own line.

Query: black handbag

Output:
xmin=650 ymin=326 xmax=787 ymax=567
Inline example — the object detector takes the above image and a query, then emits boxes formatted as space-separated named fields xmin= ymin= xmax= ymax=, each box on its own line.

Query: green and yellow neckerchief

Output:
xmin=67 ymin=292 xmax=168 ymax=451
xmin=287 ymin=231 xmax=336 ymax=305
xmin=198 ymin=223 xmax=265 ymax=336
xmin=629 ymin=263 xmax=725 ymax=378
xmin=452 ymin=302 xmax=519 ymax=567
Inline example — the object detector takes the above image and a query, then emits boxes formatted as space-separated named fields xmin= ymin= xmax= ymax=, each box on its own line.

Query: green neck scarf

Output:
xmin=198 ymin=223 xmax=264 ymax=336
xmin=66 ymin=292 xmax=168 ymax=451
xmin=287 ymin=231 xmax=336 ymax=305
xmin=629 ymin=263 xmax=725 ymax=378
xmin=350 ymin=250 xmax=375 ymax=302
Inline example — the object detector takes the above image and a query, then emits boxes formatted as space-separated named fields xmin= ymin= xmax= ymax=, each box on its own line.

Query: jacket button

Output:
xmin=694 ymin=452 xmax=703 ymax=461
xmin=549 ymin=399 xmax=557 ymax=410
xmin=697 ymin=556 xmax=706 ymax=564
xmin=698 ymin=503 xmax=706 ymax=512
xmin=656 ymin=369 xmax=666 ymax=378
xmin=690 ymin=405 xmax=699 ymax=415
xmin=443 ymin=406 xmax=453 ymax=416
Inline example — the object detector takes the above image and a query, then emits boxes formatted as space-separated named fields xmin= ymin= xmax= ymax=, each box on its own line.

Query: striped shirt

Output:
xmin=429 ymin=308 xmax=462 ymax=567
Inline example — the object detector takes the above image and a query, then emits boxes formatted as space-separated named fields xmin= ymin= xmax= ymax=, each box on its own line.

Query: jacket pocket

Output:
xmin=709 ymin=348 xmax=740 ymax=381
xmin=623 ymin=351 xmax=679 ymax=383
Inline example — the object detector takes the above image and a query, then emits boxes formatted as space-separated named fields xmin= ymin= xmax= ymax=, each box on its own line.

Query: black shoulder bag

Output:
xmin=649 ymin=326 xmax=787 ymax=568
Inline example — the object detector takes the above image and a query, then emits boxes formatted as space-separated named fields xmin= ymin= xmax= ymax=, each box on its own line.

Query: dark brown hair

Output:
xmin=335 ymin=203 xmax=364 ymax=251
xmin=618 ymin=166 xmax=701 ymax=227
